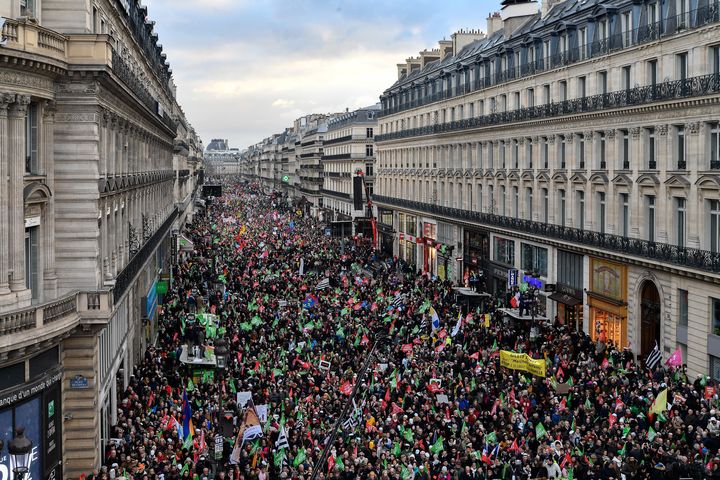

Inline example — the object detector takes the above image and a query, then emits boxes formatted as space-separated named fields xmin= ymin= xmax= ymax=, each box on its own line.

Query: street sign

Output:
xmin=507 ymin=269 xmax=519 ymax=289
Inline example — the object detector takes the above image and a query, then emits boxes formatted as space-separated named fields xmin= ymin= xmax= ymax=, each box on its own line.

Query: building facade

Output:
xmin=0 ymin=1 xmax=200 ymax=477
xmin=375 ymin=0 xmax=720 ymax=376
xmin=322 ymin=105 xmax=380 ymax=234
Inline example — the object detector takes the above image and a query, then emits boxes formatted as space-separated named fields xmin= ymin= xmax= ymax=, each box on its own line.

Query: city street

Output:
xmin=102 ymin=183 xmax=712 ymax=479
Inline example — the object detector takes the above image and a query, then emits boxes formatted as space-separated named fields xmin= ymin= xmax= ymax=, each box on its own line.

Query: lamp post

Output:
xmin=8 ymin=427 xmax=33 ymax=480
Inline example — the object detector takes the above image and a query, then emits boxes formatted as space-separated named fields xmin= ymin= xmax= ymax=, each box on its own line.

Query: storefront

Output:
xmin=421 ymin=221 xmax=437 ymax=276
xmin=588 ymin=257 xmax=628 ymax=348
xmin=489 ymin=262 xmax=510 ymax=299
xmin=549 ymin=284 xmax=583 ymax=331
xmin=397 ymin=213 xmax=418 ymax=267
xmin=0 ymin=352 xmax=63 ymax=480
xmin=463 ymin=229 xmax=490 ymax=291
xmin=377 ymin=209 xmax=395 ymax=256
xmin=551 ymin=250 xmax=585 ymax=331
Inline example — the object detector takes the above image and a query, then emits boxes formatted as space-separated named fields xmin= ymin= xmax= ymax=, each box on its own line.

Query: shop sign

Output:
xmin=556 ymin=283 xmax=582 ymax=299
xmin=69 ymin=375 xmax=89 ymax=390
xmin=0 ymin=370 xmax=63 ymax=408
xmin=492 ymin=267 xmax=506 ymax=279
xmin=507 ymin=268 xmax=519 ymax=289
xmin=399 ymin=233 xmax=405 ymax=241
xmin=156 ymin=280 xmax=169 ymax=296
xmin=324 ymin=228 xmax=331 ymax=236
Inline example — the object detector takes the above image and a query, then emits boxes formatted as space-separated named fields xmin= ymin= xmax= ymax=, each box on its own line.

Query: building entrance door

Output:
xmin=640 ymin=281 xmax=661 ymax=356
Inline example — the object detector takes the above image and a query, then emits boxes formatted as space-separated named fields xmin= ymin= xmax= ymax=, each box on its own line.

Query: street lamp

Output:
xmin=8 ymin=427 xmax=33 ymax=480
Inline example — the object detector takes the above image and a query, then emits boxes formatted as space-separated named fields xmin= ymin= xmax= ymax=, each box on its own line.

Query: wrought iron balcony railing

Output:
xmin=115 ymin=208 xmax=178 ymax=303
xmin=381 ymin=4 xmax=720 ymax=118
xmin=373 ymin=194 xmax=720 ymax=273
xmin=377 ymin=73 xmax=720 ymax=142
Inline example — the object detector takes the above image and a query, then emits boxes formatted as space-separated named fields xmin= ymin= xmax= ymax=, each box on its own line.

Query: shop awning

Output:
xmin=548 ymin=292 xmax=582 ymax=307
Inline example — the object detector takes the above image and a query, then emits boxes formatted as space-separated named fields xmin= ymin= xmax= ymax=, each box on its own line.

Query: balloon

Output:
xmin=519 ymin=282 xmax=528 ymax=293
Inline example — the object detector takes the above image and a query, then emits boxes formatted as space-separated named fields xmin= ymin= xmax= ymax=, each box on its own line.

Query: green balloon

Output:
xmin=519 ymin=282 xmax=529 ymax=293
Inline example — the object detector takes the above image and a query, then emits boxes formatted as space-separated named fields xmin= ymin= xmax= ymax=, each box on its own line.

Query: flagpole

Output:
xmin=309 ymin=334 xmax=388 ymax=480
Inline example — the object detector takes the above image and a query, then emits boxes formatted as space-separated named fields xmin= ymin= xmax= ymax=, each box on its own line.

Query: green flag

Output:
xmin=228 ymin=378 xmax=237 ymax=394
xmin=240 ymin=322 xmax=252 ymax=332
xmin=535 ymin=423 xmax=547 ymax=440
xmin=648 ymin=426 xmax=657 ymax=442
xmin=293 ymin=448 xmax=307 ymax=467
xmin=274 ymin=450 xmax=286 ymax=468
xmin=187 ymin=378 xmax=195 ymax=392
xmin=251 ymin=315 xmax=263 ymax=326
xmin=486 ymin=432 xmax=497 ymax=444
xmin=392 ymin=442 xmax=401 ymax=457
xmin=622 ymin=426 xmax=631 ymax=438
xmin=335 ymin=456 xmax=345 ymax=471
xmin=567 ymin=467 xmax=574 ymax=480
xmin=403 ymin=428 xmax=414 ymax=443
xmin=401 ymin=466 xmax=412 ymax=480
xmin=180 ymin=463 xmax=189 ymax=476
xmin=430 ymin=436 xmax=444 ymax=455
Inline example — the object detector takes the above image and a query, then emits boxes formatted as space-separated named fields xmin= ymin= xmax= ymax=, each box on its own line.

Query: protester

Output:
xmin=91 ymin=182 xmax=718 ymax=480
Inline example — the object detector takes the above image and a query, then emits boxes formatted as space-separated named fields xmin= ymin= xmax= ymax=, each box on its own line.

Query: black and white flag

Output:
xmin=645 ymin=341 xmax=662 ymax=371
xmin=275 ymin=425 xmax=289 ymax=450
xmin=391 ymin=293 xmax=405 ymax=309
xmin=316 ymin=278 xmax=331 ymax=291
xmin=342 ymin=399 xmax=364 ymax=432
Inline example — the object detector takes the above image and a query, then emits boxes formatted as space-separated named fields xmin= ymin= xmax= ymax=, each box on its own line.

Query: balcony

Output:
xmin=377 ymin=73 xmax=720 ymax=142
xmin=0 ymin=289 xmax=113 ymax=355
xmin=1 ymin=17 xmax=68 ymax=64
xmin=381 ymin=5 xmax=720 ymax=118
xmin=373 ymin=194 xmax=720 ymax=274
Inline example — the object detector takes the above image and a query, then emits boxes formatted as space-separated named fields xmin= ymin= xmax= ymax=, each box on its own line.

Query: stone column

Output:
xmin=8 ymin=95 xmax=30 ymax=293
xmin=108 ymin=115 xmax=117 ymax=176
xmin=0 ymin=93 xmax=13 ymax=296
xmin=42 ymin=101 xmax=57 ymax=297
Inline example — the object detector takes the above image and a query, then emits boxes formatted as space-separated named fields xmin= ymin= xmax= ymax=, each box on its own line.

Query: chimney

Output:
xmin=500 ymin=0 xmax=539 ymax=36
xmin=541 ymin=0 xmax=561 ymax=18
xmin=486 ymin=12 xmax=503 ymax=36
xmin=451 ymin=29 xmax=486 ymax=55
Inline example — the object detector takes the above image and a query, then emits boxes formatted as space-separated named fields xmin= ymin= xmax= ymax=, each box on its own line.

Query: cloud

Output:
xmin=143 ymin=0 xmax=495 ymax=147
xmin=271 ymin=98 xmax=296 ymax=108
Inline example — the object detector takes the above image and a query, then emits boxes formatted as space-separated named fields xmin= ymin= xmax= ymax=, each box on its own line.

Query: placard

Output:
xmin=236 ymin=391 xmax=252 ymax=407
xmin=256 ymin=404 xmax=268 ymax=423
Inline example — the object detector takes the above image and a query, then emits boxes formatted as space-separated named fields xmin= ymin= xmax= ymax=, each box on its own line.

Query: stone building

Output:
xmin=0 ymin=1 xmax=200 ymax=477
xmin=322 ymin=105 xmax=380 ymax=235
xmin=375 ymin=0 xmax=720 ymax=376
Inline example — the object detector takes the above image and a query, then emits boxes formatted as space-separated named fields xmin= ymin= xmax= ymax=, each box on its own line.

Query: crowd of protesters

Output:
xmin=87 ymin=182 xmax=720 ymax=480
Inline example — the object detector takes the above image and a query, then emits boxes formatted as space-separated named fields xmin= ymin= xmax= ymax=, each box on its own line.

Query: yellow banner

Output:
xmin=499 ymin=350 xmax=546 ymax=377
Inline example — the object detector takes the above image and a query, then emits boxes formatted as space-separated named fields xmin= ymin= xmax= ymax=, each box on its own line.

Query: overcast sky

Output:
xmin=145 ymin=0 xmax=496 ymax=149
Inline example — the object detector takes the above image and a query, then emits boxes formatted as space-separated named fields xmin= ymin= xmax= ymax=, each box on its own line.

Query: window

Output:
xmin=677 ymin=125 xmax=686 ymax=168
xmin=648 ymin=59 xmax=658 ymax=91
xmin=598 ymin=192 xmax=606 ymax=233
xmin=543 ymin=85 xmax=550 ymax=104
xmin=366 ymin=144 xmax=374 ymax=157
xmin=365 ymin=163 xmax=373 ymax=177
xmin=559 ymin=135 xmax=566 ymax=168
xmin=20 ymin=0 xmax=35 ymax=16
xmin=493 ymin=237 xmax=515 ymax=266
xmin=622 ymin=66 xmax=631 ymax=90
xmin=514 ymin=91 xmax=521 ymax=109
xmin=713 ymin=297 xmax=720 ymax=336
xmin=559 ymin=190 xmax=566 ymax=226
xmin=647 ymin=195 xmax=656 ymax=242
xmin=501 ymin=186 xmax=506 ymax=215
xmin=579 ymin=28 xmax=587 ymax=59
xmin=527 ymin=88 xmax=534 ymax=107
xmin=521 ymin=243 xmax=548 ymax=277
xmin=578 ymin=133 xmax=585 ymax=168
xmin=366 ymin=128 xmax=373 ymax=138
xmin=711 ymin=200 xmax=720 ymax=253
xmin=527 ymin=141 xmax=533 ymax=169
xmin=542 ymin=137 xmax=548 ymax=168
xmin=469 ymin=102 xmax=474 ymax=118
xmin=577 ymin=191 xmax=585 ymax=229
xmin=711 ymin=122 xmax=720 ymax=168
xmin=713 ymin=46 xmax=720 ymax=75
xmin=676 ymin=197 xmax=686 ymax=247
xmin=488 ymin=141 xmax=494 ymax=168
xmin=93 ymin=7 xmax=98 ymax=33
xmin=513 ymin=140 xmax=519 ymax=169
xmin=578 ymin=76 xmax=586 ymax=98
xmin=559 ymin=81 xmax=567 ymax=101
xmin=621 ymin=12 xmax=632 ymax=46
xmin=621 ymin=129 xmax=630 ymax=169
xmin=488 ymin=185 xmax=494 ymax=213
xmin=647 ymin=127 xmax=656 ymax=168
xmin=678 ymin=289 xmax=688 ymax=326
xmin=25 ymin=102 xmax=38 ymax=174
xmin=598 ymin=71 xmax=608 ymax=95
xmin=647 ymin=2 xmax=657 ymax=24
xmin=620 ymin=193 xmax=630 ymax=237
xmin=677 ymin=52 xmax=688 ymax=82
xmin=513 ymin=186 xmax=519 ymax=218
xmin=24 ymin=226 xmax=39 ymax=301
xmin=525 ymin=188 xmax=533 ymax=220
xmin=500 ymin=141 xmax=506 ymax=168
xmin=599 ymin=131 xmax=606 ymax=168
xmin=366 ymin=183 xmax=373 ymax=196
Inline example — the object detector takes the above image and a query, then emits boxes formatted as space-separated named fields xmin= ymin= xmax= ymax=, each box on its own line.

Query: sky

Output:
xmin=145 ymin=0 xmax=496 ymax=150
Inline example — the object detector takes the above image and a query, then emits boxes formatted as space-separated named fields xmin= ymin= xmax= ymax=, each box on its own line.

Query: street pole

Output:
xmin=309 ymin=334 xmax=388 ymax=480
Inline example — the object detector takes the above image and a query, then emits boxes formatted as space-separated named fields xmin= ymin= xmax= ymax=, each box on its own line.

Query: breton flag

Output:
xmin=645 ymin=341 xmax=662 ymax=371
xmin=391 ymin=293 xmax=405 ymax=309
xmin=275 ymin=425 xmax=290 ymax=450
xmin=342 ymin=399 xmax=363 ymax=432
xmin=451 ymin=312 xmax=463 ymax=337
xmin=316 ymin=278 xmax=331 ymax=291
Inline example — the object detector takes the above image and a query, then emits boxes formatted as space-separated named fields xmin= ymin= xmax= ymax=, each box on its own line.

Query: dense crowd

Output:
xmin=89 ymin=183 xmax=720 ymax=480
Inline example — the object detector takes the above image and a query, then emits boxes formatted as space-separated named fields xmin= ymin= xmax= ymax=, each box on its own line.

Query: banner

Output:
xmin=499 ymin=350 xmax=546 ymax=377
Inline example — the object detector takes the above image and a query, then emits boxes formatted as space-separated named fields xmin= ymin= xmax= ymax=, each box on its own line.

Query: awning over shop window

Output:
xmin=548 ymin=292 xmax=582 ymax=307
